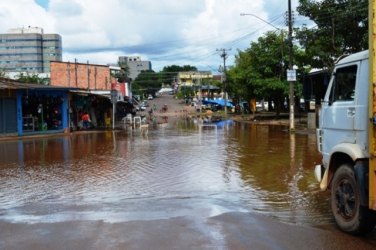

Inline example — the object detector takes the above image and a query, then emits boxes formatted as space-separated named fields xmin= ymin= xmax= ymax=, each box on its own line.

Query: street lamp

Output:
xmin=240 ymin=11 xmax=295 ymax=132
xmin=240 ymin=12 xmax=285 ymax=79
xmin=240 ymin=13 xmax=280 ymax=30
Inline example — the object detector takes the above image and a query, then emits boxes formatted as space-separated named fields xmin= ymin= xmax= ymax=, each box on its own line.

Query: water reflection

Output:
xmin=0 ymin=121 xmax=331 ymax=227
xmin=227 ymin=123 xmax=330 ymax=225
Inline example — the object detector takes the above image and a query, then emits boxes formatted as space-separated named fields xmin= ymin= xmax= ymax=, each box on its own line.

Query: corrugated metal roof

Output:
xmin=0 ymin=78 xmax=78 ymax=91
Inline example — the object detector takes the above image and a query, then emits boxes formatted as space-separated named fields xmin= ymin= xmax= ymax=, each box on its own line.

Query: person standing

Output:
xmin=81 ymin=112 xmax=91 ymax=129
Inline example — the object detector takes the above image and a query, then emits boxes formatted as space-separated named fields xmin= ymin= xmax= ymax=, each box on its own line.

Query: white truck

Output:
xmin=315 ymin=50 xmax=376 ymax=235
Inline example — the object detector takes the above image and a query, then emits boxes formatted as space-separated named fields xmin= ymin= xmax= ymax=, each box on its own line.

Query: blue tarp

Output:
xmin=202 ymin=98 xmax=234 ymax=108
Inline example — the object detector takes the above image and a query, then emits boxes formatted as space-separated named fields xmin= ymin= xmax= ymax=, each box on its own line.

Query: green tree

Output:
xmin=132 ymin=65 xmax=198 ymax=97
xmin=227 ymin=50 xmax=261 ymax=102
xmin=15 ymin=73 xmax=49 ymax=84
xmin=175 ymin=86 xmax=194 ymax=100
xmin=228 ymin=30 xmax=307 ymax=116
xmin=162 ymin=65 xmax=197 ymax=72
xmin=296 ymin=0 xmax=368 ymax=69
xmin=228 ymin=31 xmax=289 ymax=115
xmin=247 ymin=31 xmax=287 ymax=80
xmin=132 ymin=70 xmax=160 ymax=97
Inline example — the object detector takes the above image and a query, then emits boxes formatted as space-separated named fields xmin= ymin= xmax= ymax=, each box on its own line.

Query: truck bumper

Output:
xmin=315 ymin=164 xmax=329 ymax=191
xmin=314 ymin=164 xmax=324 ymax=182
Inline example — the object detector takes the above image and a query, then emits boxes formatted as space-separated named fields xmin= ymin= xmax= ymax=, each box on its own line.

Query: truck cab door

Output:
xmin=320 ymin=65 xmax=358 ymax=159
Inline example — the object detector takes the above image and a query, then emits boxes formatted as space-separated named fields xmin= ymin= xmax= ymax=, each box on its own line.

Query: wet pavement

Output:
xmin=1 ymin=95 xmax=376 ymax=249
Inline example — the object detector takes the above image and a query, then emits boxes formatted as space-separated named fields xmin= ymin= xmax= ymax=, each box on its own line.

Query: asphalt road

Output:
xmin=139 ymin=94 xmax=194 ymax=116
xmin=1 ymin=211 xmax=376 ymax=249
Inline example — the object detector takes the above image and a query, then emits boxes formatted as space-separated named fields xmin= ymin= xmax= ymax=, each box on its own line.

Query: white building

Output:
xmin=0 ymin=27 xmax=62 ymax=73
xmin=118 ymin=56 xmax=152 ymax=81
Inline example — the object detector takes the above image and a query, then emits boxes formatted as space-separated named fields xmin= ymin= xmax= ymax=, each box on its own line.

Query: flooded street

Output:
xmin=1 ymin=116 xmax=376 ymax=249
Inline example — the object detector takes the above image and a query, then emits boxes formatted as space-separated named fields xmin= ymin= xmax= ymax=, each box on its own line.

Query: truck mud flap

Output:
xmin=354 ymin=161 xmax=369 ymax=207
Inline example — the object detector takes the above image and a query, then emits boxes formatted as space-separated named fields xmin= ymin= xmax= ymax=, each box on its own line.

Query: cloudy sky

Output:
xmin=0 ymin=0 xmax=310 ymax=72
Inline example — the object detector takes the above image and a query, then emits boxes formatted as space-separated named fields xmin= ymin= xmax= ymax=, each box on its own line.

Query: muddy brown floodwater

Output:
xmin=1 ymin=105 xmax=376 ymax=249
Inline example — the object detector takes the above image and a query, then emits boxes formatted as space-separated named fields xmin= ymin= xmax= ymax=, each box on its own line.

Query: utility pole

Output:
xmin=287 ymin=0 xmax=295 ymax=132
xmin=217 ymin=48 xmax=231 ymax=116
xmin=67 ymin=62 xmax=71 ymax=87
xmin=87 ymin=60 xmax=90 ymax=90
xmin=94 ymin=67 xmax=97 ymax=89
xmin=75 ymin=58 xmax=78 ymax=87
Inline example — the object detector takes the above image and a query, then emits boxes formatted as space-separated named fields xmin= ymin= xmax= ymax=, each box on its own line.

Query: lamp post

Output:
xmin=240 ymin=13 xmax=280 ymax=30
xmin=111 ymin=89 xmax=117 ymax=129
xmin=240 ymin=12 xmax=285 ymax=79
xmin=240 ymin=8 xmax=294 ymax=132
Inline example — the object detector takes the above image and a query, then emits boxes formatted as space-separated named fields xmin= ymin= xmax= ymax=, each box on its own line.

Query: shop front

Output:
xmin=2 ymin=77 xmax=124 ymax=136
xmin=69 ymin=91 xmax=112 ymax=130
xmin=18 ymin=89 xmax=69 ymax=135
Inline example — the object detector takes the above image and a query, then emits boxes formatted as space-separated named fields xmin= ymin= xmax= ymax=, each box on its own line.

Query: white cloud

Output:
xmin=0 ymin=0 xmax=53 ymax=32
xmin=63 ymin=51 xmax=120 ymax=65
xmin=0 ymin=0 xmax=301 ymax=72
xmin=180 ymin=0 xmax=267 ymax=57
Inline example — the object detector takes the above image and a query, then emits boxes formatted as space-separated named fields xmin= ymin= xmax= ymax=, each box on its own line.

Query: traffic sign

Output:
xmin=287 ymin=69 xmax=296 ymax=81
xmin=111 ymin=89 xmax=118 ymax=103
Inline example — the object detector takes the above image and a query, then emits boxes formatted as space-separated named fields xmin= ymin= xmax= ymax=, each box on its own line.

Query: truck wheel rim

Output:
xmin=334 ymin=178 xmax=356 ymax=219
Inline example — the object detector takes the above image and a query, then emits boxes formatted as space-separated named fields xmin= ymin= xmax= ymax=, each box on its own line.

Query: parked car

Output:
xmin=138 ymin=105 xmax=146 ymax=111
xmin=256 ymin=101 xmax=267 ymax=111
xmin=148 ymin=94 xmax=153 ymax=100
xmin=141 ymin=100 xmax=149 ymax=107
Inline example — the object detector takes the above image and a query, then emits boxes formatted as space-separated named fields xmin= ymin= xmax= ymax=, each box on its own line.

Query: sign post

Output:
xmin=111 ymin=89 xmax=117 ymax=130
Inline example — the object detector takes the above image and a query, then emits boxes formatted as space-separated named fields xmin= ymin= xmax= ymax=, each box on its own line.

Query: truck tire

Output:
xmin=331 ymin=164 xmax=376 ymax=235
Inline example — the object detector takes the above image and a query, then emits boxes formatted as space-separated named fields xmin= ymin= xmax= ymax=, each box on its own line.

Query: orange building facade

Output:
xmin=50 ymin=61 xmax=114 ymax=90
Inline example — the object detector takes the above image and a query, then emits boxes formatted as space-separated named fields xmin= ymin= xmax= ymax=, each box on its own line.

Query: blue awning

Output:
xmin=202 ymin=98 xmax=234 ymax=108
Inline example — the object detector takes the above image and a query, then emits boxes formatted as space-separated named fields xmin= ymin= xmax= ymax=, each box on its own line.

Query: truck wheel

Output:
xmin=331 ymin=164 xmax=376 ymax=235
